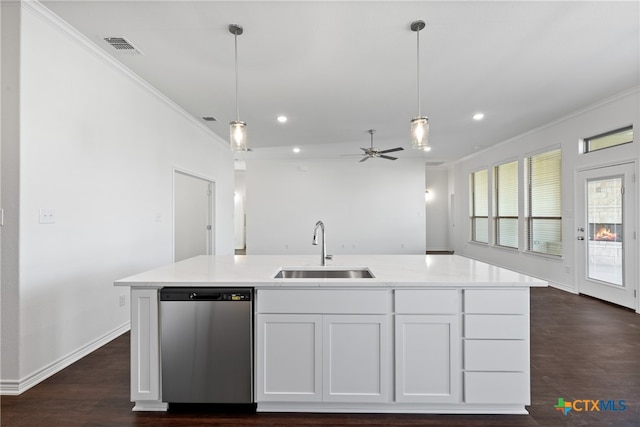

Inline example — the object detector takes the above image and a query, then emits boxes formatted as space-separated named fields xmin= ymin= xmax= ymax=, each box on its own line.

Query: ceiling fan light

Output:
xmin=230 ymin=120 xmax=247 ymax=151
xmin=411 ymin=116 xmax=429 ymax=149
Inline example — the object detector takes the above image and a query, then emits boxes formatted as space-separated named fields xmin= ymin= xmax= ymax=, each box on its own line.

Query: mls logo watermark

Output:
xmin=554 ymin=398 xmax=627 ymax=415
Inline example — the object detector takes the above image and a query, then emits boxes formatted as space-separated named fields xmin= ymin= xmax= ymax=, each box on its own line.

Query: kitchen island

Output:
xmin=115 ymin=254 xmax=547 ymax=414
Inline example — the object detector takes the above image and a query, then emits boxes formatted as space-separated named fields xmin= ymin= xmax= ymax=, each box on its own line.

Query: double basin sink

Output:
xmin=274 ymin=267 xmax=374 ymax=279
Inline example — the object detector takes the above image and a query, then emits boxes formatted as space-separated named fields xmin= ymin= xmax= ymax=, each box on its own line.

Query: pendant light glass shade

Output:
xmin=410 ymin=20 xmax=430 ymax=150
xmin=230 ymin=120 xmax=247 ymax=151
xmin=410 ymin=116 xmax=429 ymax=149
xmin=229 ymin=24 xmax=247 ymax=151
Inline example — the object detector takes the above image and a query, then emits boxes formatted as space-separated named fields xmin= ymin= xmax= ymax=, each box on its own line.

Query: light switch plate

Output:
xmin=39 ymin=208 xmax=55 ymax=224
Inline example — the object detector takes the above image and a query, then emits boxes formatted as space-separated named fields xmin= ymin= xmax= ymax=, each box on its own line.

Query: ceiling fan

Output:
xmin=346 ymin=129 xmax=404 ymax=162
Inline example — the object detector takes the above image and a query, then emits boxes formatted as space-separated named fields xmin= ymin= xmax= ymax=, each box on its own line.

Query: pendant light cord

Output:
xmin=234 ymin=32 xmax=240 ymax=121
xmin=416 ymin=27 xmax=421 ymax=117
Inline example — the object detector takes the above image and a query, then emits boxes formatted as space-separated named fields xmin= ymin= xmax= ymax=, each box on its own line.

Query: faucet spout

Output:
xmin=312 ymin=220 xmax=330 ymax=266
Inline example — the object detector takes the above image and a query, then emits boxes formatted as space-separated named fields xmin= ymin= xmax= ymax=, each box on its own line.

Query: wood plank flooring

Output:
xmin=2 ymin=286 xmax=639 ymax=426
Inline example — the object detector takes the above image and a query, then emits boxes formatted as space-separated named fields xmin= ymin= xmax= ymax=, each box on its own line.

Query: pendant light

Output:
xmin=229 ymin=24 xmax=247 ymax=151
xmin=410 ymin=20 xmax=429 ymax=150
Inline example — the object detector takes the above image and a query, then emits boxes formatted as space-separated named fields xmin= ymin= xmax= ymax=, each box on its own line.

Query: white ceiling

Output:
xmin=40 ymin=0 xmax=639 ymax=164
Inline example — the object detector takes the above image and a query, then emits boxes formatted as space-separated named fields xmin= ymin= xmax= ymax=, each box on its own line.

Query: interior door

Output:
xmin=174 ymin=171 xmax=214 ymax=262
xmin=576 ymin=163 xmax=636 ymax=309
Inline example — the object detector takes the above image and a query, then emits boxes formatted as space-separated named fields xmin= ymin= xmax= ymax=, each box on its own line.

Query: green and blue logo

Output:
xmin=554 ymin=398 xmax=626 ymax=415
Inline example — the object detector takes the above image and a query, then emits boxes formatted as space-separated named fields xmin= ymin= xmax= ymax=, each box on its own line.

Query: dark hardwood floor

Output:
xmin=2 ymin=287 xmax=639 ymax=426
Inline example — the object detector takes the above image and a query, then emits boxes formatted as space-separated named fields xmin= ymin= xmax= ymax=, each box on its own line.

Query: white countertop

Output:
xmin=115 ymin=254 xmax=547 ymax=288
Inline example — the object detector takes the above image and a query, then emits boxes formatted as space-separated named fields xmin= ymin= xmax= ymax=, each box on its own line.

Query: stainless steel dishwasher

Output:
xmin=160 ymin=287 xmax=253 ymax=404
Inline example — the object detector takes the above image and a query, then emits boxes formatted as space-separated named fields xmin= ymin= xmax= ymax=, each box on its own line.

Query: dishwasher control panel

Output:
xmin=160 ymin=287 xmax=253 ymax=302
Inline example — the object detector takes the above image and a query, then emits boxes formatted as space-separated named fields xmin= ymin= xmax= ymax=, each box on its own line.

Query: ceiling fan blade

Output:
xmin=378 ymin=147 xmax=404 ymax=154
xmin=379 ymin=155 xmax=398 ymax=161
xmin=359 ymin=156 xmax=369 ymax=162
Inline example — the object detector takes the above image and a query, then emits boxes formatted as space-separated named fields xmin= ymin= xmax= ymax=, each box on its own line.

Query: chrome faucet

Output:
xmin=312 ymin=220 xmax=332 ymax=266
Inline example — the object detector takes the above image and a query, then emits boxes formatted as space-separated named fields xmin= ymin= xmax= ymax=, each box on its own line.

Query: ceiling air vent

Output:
xmin=103 ymin=37 xmax=142 ymax=54
xmin=202 ymin=116 xmax=217 ymax=122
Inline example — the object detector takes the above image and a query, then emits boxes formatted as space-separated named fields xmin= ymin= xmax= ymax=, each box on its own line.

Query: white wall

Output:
xmin=234 ymin=169 xmax=246 ymax=250
xmin=246 ymin=158 xmax=426 ymax=255
xmin=1 ymin=3 xmax=234 ymax=393
xmin=1 ymin=1 xmax=22 ymax=386
xmin=450 ymin=88 xmax=639 ymax=292
xmin=425 ymin=168 xmax=450 ymax=251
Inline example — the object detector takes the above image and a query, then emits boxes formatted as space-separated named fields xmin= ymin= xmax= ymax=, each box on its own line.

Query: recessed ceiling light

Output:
xmin=277 ymin=115 xmax=288 ymax=123
xmin=473 ymin=113 xmax=485 ymax=121
xmin=293 ymin=147 xmax=301 ymax=153
xmin=423 ymin=146 xmax=432 ymax=152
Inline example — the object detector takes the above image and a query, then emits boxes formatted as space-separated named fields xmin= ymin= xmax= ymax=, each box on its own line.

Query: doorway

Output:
xmin=174 ymin=170 xmax=214 ymax=262
xmin=575 ymin=163 xmax=636 ymax=309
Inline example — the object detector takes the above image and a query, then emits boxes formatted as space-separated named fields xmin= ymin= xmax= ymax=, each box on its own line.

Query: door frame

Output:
xmin=172 ymin=167 xmax=216 ymax=259
xmin=574 ymin=161 xmax=638 ymax=312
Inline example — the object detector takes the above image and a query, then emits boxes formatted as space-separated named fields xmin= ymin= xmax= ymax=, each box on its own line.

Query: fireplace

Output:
xmin=589 ymin=223 xmax=622 ymax=242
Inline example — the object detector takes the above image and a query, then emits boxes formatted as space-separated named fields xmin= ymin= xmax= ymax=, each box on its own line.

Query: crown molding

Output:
xmin=20 ymin=0 xmax=231 ymax=151
xmin=451 ymin=86 xmax=639 ymax=166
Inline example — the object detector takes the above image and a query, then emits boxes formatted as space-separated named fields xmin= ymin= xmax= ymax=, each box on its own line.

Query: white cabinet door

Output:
xmin=395 ymin=315 xmax=461 ymax=403
xmin=257 ymin=314 xmax=322 ymax=402
xmin=323 ymin=315 xmax=390 ymax=403
xmin=130 ymin=288 xmax=161 ymax=402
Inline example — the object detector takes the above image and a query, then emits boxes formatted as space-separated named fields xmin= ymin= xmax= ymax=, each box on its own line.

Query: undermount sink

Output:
xmin=273 ymin=267 xmax=374 ymax=279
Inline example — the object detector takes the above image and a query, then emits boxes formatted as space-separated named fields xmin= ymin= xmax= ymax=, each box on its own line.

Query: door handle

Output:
xmin=577 ymin=236 xmax=585 ymax=241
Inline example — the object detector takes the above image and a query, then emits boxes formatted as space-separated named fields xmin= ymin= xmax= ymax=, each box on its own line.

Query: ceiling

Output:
xmin=40 ymin=1 xmax=639 ymax=165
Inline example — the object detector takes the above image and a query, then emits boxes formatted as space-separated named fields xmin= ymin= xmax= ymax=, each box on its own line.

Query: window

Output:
xmin=494 ymin=160 xmax=518 ymax=249
xmin=583 ymin=126 xmax=633 ymax=153
xmin=525 ymin=149 xmax=562 ymax=256
xmin=470 ymin=169 xmax=488 ymax=243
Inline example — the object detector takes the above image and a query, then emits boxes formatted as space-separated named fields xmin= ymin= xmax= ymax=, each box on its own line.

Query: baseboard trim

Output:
xmin=0 ymin=322 xmax=130 ymax=395
xmin=548 ymin=282 xmax=578 ymax=294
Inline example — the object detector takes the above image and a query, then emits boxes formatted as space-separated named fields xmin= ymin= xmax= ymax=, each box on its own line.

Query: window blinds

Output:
xmin=526 ymin=149 xmax=562 ymax=256
xmin=471 ymin=169 xmax=488 ymax=243
xmin=495 ymin=160 xmax=518 ymax=248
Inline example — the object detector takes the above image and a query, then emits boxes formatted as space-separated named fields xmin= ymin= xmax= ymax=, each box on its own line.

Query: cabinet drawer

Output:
xmin=465 ymin=315 xmax=528 ymax=339
xmin=395 ymin=290 xmax=460 ymax=314
xmin=464 ymin=372 xmax=530 ymax=404
xmin=464 ymin=340 xmax=528 ymax=371
xmin=464 ymin=289 xmax=529 ymax=314
xmin=257 ymin=289 xmax=390 ymax=314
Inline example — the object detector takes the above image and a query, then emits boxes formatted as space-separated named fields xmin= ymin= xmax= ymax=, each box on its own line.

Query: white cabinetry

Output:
xmin=394 ymin=290 xmax=461 ymax=403
xmin=257 ymin=289 xmax=390 ymax=404
xmin=257 ymin=314 xmax=322 ymax=401
xmin=463 ymin=289 xmax=530 ymax=405
xmin=129 ymin=287 xmax=167 ymax=411
xmin=323 ymin=315 xmax=389 ymax=402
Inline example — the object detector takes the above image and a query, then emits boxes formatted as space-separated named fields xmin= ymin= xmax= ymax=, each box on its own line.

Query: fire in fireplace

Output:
xmin=589 ymin=223 xmax=622 ymax=242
